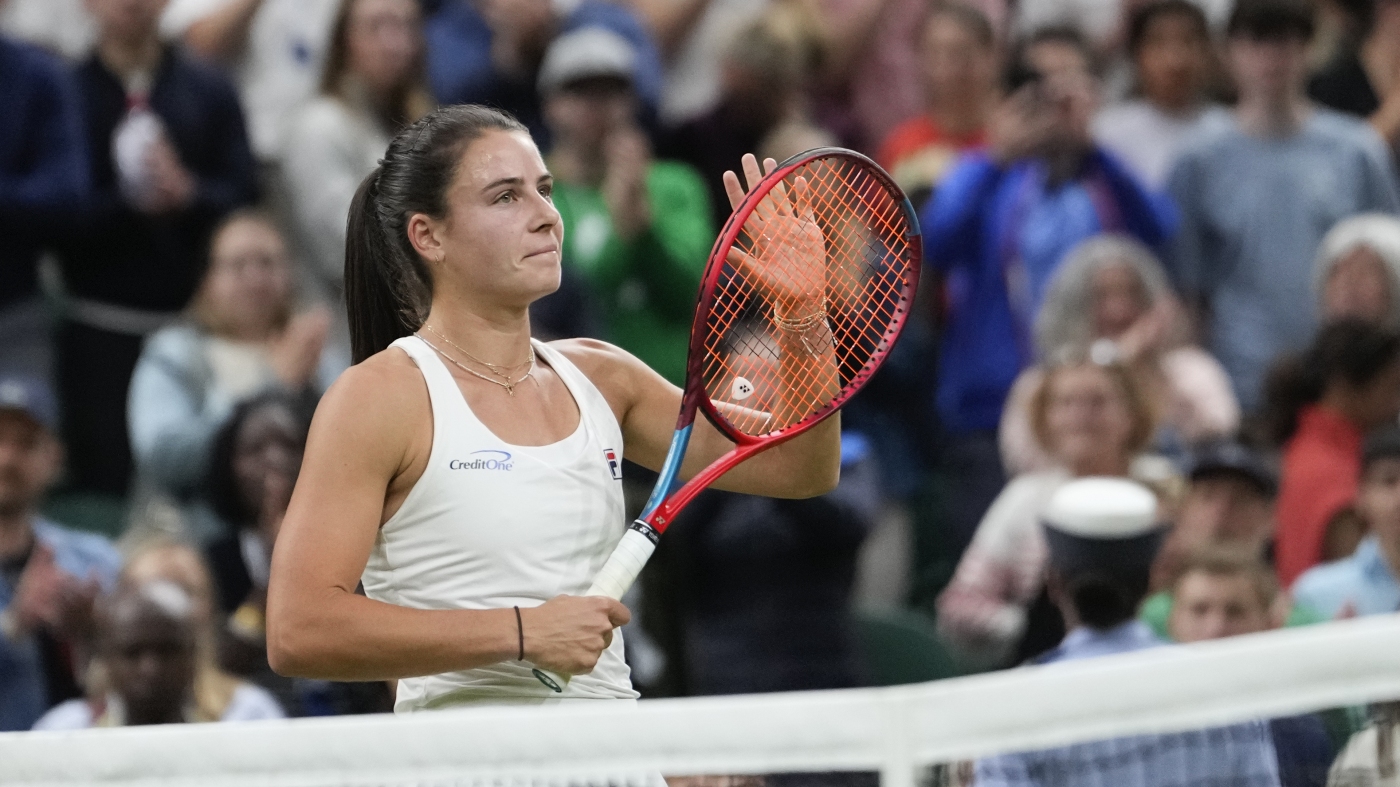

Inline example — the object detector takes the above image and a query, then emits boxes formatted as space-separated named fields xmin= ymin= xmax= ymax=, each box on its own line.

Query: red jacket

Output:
xmin=1276 ymin=405 xmax=1362 ymax=588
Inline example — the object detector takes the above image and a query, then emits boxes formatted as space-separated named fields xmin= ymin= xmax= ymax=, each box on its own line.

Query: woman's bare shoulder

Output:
xmin=549 ymin=338 xmax=650 ymax=388
xmin=310 ymin=346 xmax=428 ymax=459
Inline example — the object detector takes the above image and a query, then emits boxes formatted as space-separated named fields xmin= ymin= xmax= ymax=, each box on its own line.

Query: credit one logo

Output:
xmin=449 ymin=450 xmax=514 ymax=471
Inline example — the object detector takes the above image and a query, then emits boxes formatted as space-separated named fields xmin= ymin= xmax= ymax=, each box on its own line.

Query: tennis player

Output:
xmin=265 ymin=105 xmax=841 ymax=709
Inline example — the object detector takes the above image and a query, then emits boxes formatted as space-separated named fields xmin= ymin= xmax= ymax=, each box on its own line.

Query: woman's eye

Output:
xmin=539 ymin=186 xmax=553 ymax=200
xmin=495 ymin=191 xmax=515 ymax=204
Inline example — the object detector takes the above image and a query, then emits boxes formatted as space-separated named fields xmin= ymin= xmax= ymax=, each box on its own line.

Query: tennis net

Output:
xmin=3 ymin=614 xmax=1398 ymax=787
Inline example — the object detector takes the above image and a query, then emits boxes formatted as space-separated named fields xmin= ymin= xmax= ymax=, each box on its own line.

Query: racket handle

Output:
xmin=532 ymin=524 xmax=660 ymax=693
xmin=586 ymin=523 xmax=659 ymax=599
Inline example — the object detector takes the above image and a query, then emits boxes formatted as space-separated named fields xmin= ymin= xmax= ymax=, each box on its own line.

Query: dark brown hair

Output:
xmin=1262 ymin=319 xmax=1400 ymax=444
xmin=345 ymin=105 xmax=529 ymax=363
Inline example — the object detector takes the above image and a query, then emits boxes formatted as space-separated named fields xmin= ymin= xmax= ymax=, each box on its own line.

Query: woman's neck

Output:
xmin=928 ymin=91 xmax=994 ymax=138
xmin=97 ymin=35 xmax=162 ymax=83
xmin=421 ymin=297 xmax=534 ymax=367
xmin=1318 ymin=387 xmax=1369 ymax=433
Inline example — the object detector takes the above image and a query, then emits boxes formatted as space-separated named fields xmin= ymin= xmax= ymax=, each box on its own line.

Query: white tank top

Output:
xmin=362 ymin=335 xmax=638 ymax=710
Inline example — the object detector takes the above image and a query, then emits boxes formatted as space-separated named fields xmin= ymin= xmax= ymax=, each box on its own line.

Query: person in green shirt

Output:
xmin=538 ymin=27 xmax=713 ymax=385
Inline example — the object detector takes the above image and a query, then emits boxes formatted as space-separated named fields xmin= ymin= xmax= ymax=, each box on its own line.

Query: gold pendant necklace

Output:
xmin=416 ymin=334 xmax=535 ymax=396
xmin=422 ymin=323 xmax=534 ymax=382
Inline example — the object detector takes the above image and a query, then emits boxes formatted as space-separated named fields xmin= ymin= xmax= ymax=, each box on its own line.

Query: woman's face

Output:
xmin=1136 ymin=12 xmax=1210 ymax=110
xmin=922 ymin=14 xmax=996 ymax=106
xmin=346 ymin=0 xmax=421 ymax=97
xmin=233 ymin=405 xmax=303 ymax=535
xmin=422 ymin=129 xmax=563 ymax=308
xmin=1323 ymin=246 xmax=1393 ymax=326
xmin=200 ymin=218 xmax=292 ymax=340
xmin=1090 ymin=261 xmax=1148 ymax=340
xmin=1043 ymin=364 xmax=1136 ymax=468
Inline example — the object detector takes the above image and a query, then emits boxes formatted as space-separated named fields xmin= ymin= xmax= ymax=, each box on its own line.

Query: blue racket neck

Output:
xmin=638 ymin=424 xmax=693 ymax=523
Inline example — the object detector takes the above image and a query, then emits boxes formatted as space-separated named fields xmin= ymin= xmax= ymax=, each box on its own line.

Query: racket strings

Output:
xmin=701 ymin=155 xmax=918 ymax=438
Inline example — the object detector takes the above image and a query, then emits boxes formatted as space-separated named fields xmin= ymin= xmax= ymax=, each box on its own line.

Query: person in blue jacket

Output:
xmin=0 ymin=29 xmax=89 ymax=387
xmin=916 ymin=26 xmax=1175 ymax=586
xmin=0 ymin=376 xmax=121 ymax=731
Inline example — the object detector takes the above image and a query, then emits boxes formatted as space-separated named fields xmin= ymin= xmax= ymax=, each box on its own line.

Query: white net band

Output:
xmin=3 ymin=615 xmax=1398 ymax=786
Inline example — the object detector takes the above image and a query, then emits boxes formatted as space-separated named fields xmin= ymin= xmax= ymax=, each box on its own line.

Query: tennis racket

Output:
xmin=532 ymin=148 xmax=922 ymax=691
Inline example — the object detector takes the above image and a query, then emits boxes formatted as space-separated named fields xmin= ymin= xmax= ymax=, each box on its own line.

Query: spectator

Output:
xmin=1138 ymin=438 xmax=1329 ymax=634
xmin=876 ymin=2 xmax=997 ymax=207
xmin=117 ymin=540 xmax=289 ymax=720
xmin=60 ymin=0 xmax=257 ymax=497
xmin=1314 ymin=213 xmax=1400 ymax=329
xmin=653 ymin=431 xmax=882 ymax=695
xmin=424 ymin=0 xmax=663 ymax=144
xmin=282 ymin=0 xmax=432 ymax=356
xmin=1265 ymin=320 xmax=1400 ymax=587
xmin=975 ymin=477 xmax=1285 ymax=787
xmin=935 ymin=354 xmax=1160 ymax=670
xmin=1309 ymin=0 xmax=1400 ymax=152
xmin=1166 ymin=547 xmax=1335 ymax=787
xmin=1167 ymin=0 xmax=1400 ymax=413
xmin=1328 ymin=702 xmax=1400 ymax=787
xmin=920 ymin=26 xmax=1173 ymax=559
xmin=127 ymin=211 xmax=330 ymax=512
xmin=31 ymin=578 xmax=283 ymax=727
xmin=1292 ymin=425 xmax=1400 ymax=617
xmin=1094 ymin=0 xmax=1229 ymax=190
xmin=202 ymin=392 xmax=307 ymax=618
xmin=0 ymin=375 xmax=121 ymax=731
xmin=634 ymin=0 xmax=767 ymax=127
xmin=540 ymin=27 xmax=712 ymax=385
xmin=658 ymin=6 xmax=835 ymax=227
xmin=0 ymin=25 xmax=88 ymax=387
xmin=161 ymin=0 xmax=340 ymax=167
xmin=1000 ymin=234 xmax=1238 ymax=475
xmin=1167 ymin=547 xmax=1286 ymax=642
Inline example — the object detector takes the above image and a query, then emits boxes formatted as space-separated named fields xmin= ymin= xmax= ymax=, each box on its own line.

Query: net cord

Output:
xmin=4 ymin=615 xmax=1399 ymax=786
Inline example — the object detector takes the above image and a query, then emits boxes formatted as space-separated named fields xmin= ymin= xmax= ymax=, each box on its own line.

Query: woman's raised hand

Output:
xmin=721 ymin=154 xmax=828 ymax=316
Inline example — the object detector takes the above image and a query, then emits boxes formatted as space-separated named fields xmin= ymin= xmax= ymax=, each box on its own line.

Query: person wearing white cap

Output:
xmin=975 ymin=477 xmax=1287 ymax=787
xmin=539 ymin=26 xmax=713 ymax=386
xmin=1314 ymin=212 xmax=1400 ymax=330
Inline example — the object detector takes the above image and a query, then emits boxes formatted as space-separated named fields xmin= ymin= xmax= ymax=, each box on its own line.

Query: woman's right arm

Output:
xmin=265 ymin=354 xmax=629 ymax=681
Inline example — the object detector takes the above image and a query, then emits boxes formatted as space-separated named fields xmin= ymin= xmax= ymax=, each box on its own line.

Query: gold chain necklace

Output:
xmin=422 ymin=323 xmax=534 ymax=381
xmin=416 ymin=334 xmax=535 ymax=396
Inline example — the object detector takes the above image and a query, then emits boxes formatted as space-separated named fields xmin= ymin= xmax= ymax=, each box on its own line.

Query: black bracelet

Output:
xmin=514 ymin=605 xmax=524 ymax=661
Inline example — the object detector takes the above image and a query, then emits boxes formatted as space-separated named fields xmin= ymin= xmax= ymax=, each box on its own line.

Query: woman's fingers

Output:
xmin=722 ymin=169 xmax=747 ymax=212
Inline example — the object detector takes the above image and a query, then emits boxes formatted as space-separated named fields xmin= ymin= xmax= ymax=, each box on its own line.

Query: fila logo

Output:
xmin=449 ymin=450 xmax=514 ymax=471
xmin=604 ymin=449 xmax=622 ymax=480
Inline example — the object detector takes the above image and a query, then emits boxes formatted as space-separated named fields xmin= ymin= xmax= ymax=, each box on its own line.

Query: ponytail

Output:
xmin=342 ymin=105 xmax=529 ymax=363
xmin=1262 ymin=319 xmax=1400 ymax=445
xmin=346 ymin=170 xmax=423 ymax=363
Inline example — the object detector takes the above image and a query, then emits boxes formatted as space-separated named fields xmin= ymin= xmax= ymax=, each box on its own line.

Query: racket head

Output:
xmin=683 ymin=147 xmax=922 ymax=444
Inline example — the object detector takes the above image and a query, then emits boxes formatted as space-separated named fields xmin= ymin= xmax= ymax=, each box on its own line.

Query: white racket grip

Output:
xmin=586 ymin=524 xmax=659 ymax=600
xmin=532 ymin=524 xmax=659 ymax=692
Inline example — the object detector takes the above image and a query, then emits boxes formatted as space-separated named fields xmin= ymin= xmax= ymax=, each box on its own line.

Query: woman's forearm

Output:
xmin=267 ymin=588 xmax=517 ymax=681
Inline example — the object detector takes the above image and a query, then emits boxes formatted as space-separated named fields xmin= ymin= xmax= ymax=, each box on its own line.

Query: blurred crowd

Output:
xmin=3 ymin=0 xmax=1400 ymax=782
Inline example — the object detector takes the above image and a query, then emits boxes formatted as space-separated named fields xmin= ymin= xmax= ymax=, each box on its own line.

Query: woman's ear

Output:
xmin=406 ymin=212 xmax=445 ymax=264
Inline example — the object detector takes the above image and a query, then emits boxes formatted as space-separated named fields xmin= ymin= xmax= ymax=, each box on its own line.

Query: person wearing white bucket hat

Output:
xmin=975 ymin=476 xmax=1287 ymax=787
